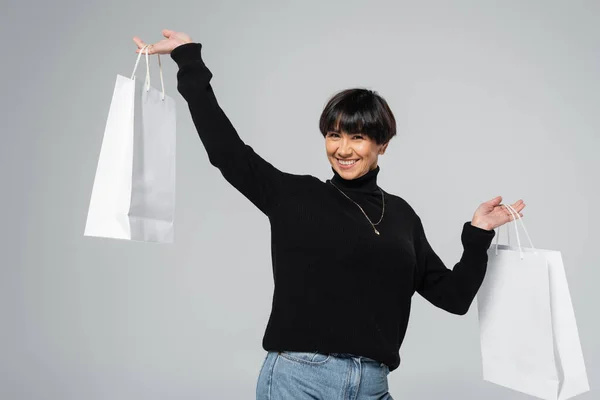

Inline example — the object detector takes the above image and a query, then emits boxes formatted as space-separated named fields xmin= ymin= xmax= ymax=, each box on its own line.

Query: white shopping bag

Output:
xmin=84 ymin=45 xmax=176 ymax=243
xmin=476 ymin=205 xmax=589 ymax=400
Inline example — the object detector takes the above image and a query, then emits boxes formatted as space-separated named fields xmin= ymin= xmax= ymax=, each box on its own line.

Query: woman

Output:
xmin=133 ymin=30 xmax=526 ymax=400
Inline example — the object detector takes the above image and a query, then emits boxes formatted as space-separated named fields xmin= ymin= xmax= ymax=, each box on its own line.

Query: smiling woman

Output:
xmin=133 ymin=30 xmax=526 ymax=400
xmin=319 ymin=88 xmax=397 ymax=180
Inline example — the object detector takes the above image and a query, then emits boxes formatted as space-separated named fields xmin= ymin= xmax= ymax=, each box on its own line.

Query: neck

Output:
xmin=330 ymin=165 xmax=380 ymax=193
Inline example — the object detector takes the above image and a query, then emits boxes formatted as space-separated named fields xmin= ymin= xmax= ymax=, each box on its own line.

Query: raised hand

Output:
xmin=132 ymin=29 xmax=193 ymax=55
xmin=471 ymin=196 xmax=525 ymax=231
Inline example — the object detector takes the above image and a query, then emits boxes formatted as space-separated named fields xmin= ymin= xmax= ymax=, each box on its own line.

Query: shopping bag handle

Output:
xmin=130 ymin=45 xmax=166 ymax=101
xmin=493 ymin=204 xmax=538 ymax=259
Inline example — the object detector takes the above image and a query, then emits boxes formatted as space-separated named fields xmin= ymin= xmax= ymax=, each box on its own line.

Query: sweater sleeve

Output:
xmin=413 ymin=217 xmax=496 ymax=315
xmin=170 ymin=43 xmax=287 ymax=216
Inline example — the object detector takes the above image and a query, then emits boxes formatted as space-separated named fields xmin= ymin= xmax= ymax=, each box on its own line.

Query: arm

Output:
xmin=414 ymin=216 xmax=496 ymax=315
xmin=170 ymin=43 xmax=287 ymax=216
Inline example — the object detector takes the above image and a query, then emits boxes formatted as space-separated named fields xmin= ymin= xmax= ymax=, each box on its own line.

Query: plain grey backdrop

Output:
xmin=2 ymin=0 xmax=598 ymax=399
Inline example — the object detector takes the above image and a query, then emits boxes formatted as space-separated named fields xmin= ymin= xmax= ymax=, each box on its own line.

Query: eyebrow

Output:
xmin=327 ymin=131 xmax=364 ymax=135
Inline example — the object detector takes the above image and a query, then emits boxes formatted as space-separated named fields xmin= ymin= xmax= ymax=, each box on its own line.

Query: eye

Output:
xmin=326 ymin=132 xmax=363 ymax=139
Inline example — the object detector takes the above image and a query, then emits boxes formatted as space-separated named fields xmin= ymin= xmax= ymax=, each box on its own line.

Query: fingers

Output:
xmin=494 ymin=200 xmax=526 ymax=221
xmin=134 ymin=43 xmax=155 ymax=55
xmin=133 ymin=36 xmax=161 ymax=55
xmin=511 ymin=200 xmax=525 ymax=213
xmin=162 ymin=29 xmax=174 ymax=38
xmin=139 ymin=45 xmax=154 ymax=54
xmin=503 ymin=208 xmax=523 ymax=221
xmin=484 ymin=196 xmax=502 ymax=205
xmin=505 ymin=202 xmax=525 ymax=220
xmin=499 ymin=199 xmax=525 ymax=212
xmin=133 ymin=36 xmax=147 ymax=49
xmin=132 ymin=37 xmax=153 ymax=54
xmin=135 ymin=46 xmax=151 ymax=54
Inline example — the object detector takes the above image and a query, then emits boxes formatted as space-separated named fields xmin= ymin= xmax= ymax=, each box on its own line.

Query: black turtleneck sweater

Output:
xmin=170 ymin=42 xmax=496 ymax=372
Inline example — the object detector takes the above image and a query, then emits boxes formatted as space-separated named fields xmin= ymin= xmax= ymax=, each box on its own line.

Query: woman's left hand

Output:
xmin=471 ymin=196 xmax=525 ymax=231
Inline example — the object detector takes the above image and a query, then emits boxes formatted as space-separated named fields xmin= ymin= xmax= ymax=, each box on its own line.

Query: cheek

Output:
xmin=356 ymin=146 xmax=375 ymax=159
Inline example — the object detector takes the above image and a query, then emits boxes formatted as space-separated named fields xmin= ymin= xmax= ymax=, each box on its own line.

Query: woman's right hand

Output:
xmin=133 ymin=29 xmax=193 ymax=55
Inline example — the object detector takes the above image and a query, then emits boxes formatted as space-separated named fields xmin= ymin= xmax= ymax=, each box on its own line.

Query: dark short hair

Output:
xmin=318 ymin=88 xmax=397 ymax=145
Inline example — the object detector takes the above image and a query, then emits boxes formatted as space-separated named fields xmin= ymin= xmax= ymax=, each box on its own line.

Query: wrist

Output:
xmin=471 ymin=219 xmax=492 ymax=231
xmin=174 ymin=40 xmax=192 ymax=49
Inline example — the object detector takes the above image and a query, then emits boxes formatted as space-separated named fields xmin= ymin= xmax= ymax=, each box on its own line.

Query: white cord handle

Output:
xmin=493 ymin=204 xmax=538 ymax=259
xmin=130 ymin=45 xmax=166 ymax=101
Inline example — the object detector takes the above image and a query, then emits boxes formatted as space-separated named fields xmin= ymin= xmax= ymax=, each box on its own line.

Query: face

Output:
xmin=325 ymin=130 xmax=389 ymax=180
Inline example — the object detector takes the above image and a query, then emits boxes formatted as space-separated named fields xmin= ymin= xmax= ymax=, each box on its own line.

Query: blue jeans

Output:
xmin=256 ymin=351 xmax=394 ymax=400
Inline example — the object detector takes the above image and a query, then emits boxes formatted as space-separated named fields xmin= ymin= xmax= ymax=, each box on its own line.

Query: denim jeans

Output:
xmin=256 ymin=351 xmax=394 ymax=400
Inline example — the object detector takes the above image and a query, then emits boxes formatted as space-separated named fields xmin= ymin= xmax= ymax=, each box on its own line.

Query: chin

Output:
xmin=337 ymin=167 xmax=361 ymax=179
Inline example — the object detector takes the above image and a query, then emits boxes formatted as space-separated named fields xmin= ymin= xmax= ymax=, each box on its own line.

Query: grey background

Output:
xmin=1 ymin=0 xmax=598 ymax=399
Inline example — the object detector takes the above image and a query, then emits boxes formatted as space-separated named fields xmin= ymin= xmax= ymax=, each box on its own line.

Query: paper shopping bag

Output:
xmin=84 ymin=46 xmax=176 ymax=243
xmin=476 ymin=205 xmax=589 ymax=400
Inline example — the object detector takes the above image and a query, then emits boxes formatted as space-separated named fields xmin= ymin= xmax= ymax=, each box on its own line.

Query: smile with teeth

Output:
xmin=337 ymin=159 xmax=359 ymax=166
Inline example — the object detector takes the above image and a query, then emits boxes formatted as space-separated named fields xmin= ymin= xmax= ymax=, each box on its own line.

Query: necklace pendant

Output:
xmin=329 ymin=181 xmax=385 ymax=236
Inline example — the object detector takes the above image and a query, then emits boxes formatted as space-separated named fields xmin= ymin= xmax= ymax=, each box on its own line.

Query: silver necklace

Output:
xmin=328 ymin=180 xmax=385 ymax=235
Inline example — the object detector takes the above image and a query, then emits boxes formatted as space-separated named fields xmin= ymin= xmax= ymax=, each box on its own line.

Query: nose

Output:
xmin=337 ymin=138 xmax=354 ymax=157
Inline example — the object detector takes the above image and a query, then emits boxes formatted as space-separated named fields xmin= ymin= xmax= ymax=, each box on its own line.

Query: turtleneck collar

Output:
xmin=329 ymin=165 xmax=381 ymax=193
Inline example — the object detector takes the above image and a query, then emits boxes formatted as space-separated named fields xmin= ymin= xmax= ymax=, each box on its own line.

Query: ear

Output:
xmin=379 ymin=141 xmax=389 ymax=155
